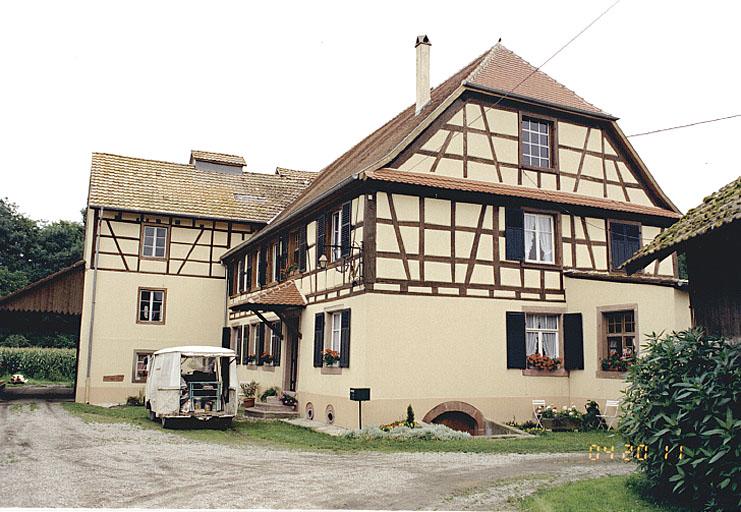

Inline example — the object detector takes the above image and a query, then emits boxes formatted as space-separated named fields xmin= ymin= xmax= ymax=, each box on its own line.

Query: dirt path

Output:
xmin=0 ymin=402 xmax=633 ymax=510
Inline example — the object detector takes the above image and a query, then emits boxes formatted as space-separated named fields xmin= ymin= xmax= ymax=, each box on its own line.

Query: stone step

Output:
xmin=244 ymin=407 xmax=299 ymax=420
xmin=251 ymin=401 xmax=293 ymax=411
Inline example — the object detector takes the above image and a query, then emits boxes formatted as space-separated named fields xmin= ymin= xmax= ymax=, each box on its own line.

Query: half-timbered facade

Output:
xmin=221 ymin=40 xmax=691 ymax=433
xmin=77 ymin=151 xmax=315 ymax=403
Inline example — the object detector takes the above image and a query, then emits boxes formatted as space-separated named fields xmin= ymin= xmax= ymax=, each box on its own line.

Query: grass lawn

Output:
xmin=0 ymin=374 xmax=73 ymax=387
xmin=518 ymin=475 xmax=686 ymax=512
xmin=62 ymin=402 xmax=622 ymax=454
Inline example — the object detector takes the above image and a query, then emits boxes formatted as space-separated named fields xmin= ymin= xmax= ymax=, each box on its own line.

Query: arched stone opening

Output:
xmin=423 ymin=401 xmax=486 ymax=436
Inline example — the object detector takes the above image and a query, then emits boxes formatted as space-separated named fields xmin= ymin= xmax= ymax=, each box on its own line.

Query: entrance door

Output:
xmin=283 ymin=318 xmax=299 ymax=392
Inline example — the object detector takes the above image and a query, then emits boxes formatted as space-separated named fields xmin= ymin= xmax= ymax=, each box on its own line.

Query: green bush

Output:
xmin=0 ymin=347 xmax=76 ymax=381
xmin=620 ymin=329 xmax=740 ymax=511
xmin=1 ymin=334 xmax=30 ymax=347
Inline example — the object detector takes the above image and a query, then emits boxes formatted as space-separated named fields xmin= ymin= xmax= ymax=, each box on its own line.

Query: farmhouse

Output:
xmin=72 ymin=38 xmax=691 ymax=431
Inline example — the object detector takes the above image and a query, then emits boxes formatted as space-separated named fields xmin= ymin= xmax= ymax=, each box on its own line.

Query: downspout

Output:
xmin=84 ymin=206 xmax=104 ymax=403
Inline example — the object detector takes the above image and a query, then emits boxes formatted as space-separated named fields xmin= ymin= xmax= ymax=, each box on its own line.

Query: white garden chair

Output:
xmin=532 ymin=399 xmax=546 ymax=429
xmin=598 ymin=399 xmax=620 ymax=430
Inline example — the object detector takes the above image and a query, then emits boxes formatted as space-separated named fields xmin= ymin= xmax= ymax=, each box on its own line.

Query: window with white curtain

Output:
xmin=330 ymin=312 xmax=342 ymax=352
xmin=331 ymin=210 xmax=342 ymax=261
xmin=524 ymin=213 xmax=554 ymax=264
xmin=526 ymin=314 xmax=559 ymax=357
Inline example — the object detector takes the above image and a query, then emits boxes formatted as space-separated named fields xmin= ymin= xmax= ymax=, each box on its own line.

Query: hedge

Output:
xmin=620 ymin=329 xmax=740 ymax=511
xmin=0 ymin=347 xmax=76 ymax=381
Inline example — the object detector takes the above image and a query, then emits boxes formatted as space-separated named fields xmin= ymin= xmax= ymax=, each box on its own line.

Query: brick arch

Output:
xmin=423 ymin=401 xmax=486 ymax=436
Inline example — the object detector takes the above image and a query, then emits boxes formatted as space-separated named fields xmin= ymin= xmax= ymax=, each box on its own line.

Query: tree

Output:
xmin=0 ymin=198 xmax=83 ymax=296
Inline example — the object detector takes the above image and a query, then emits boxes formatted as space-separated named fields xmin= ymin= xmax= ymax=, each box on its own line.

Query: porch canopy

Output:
xmin=0 ymin=260 xmax=85 ymax=334
xmin=229 ymin=279 xmax=306 ymax=339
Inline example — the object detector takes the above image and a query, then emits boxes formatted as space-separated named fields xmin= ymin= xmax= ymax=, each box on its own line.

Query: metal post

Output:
xmin=358 ymin=401 xmax=363 ymax=430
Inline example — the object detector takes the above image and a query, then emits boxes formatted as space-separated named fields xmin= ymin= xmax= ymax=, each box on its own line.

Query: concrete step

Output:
xmin=252 ymin=401 xmax=293 ymax=411
xmin=244 ymin=406 xmax=299 ymax=420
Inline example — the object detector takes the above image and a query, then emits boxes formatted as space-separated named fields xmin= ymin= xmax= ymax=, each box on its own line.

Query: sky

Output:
xmin=1 ymin=0 xmax=739 ymax=222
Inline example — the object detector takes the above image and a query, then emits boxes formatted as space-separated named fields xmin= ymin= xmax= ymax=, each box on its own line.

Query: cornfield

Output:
xmin=0 ymin=347 xmax=76 ymax=381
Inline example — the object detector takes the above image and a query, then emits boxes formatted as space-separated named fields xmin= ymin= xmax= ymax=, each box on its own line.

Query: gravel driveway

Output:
xmin=0 ymin=401 xmax=633 ymax=510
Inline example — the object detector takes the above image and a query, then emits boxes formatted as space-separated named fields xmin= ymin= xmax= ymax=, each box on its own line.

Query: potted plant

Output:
xmin=322 ymin=348 xmax=340 ymax=366
xmin=526 ymin=354 xmax=562 ymax=371
xmin=279 ymin=391 xmax=298 ymax=409
xmin=240 ymin=381 xmax=259 ymax=409
xmin=245 ymin=354 xmax=256 ymax=365
xmin=259 ymin=352 xmax=274 ymax=365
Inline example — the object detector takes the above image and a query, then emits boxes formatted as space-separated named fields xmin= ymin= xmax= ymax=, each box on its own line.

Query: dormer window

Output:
xmin=521 ymin=117 xmax=552 ymax=169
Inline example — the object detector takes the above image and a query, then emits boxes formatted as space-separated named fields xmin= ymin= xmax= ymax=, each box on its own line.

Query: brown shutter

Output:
xmin=506 ymin=311 xmax=527 ymax=369
xmin=245 ymin=253 xmax=253 ymax=290
xmin=313 ymin=313 xmax=324 ymax=367
xmin=339 ymin=309 xmax=351 ymax=368
xmin=298 ymin=224 xmax=307 ymax=272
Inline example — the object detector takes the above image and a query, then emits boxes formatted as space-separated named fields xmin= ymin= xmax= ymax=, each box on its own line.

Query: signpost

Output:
xmin=349 ymin=387 xmax=370 ymax=429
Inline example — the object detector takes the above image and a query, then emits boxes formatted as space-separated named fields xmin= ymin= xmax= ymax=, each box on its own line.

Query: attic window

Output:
xmin=234 ymin=193 xmax=266 ymax=203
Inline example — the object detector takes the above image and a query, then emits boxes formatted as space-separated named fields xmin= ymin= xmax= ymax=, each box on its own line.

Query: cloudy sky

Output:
xmin=1 ymin=0 xmax=738 ymax=222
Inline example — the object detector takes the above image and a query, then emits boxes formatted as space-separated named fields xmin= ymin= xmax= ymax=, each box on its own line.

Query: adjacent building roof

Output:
xmin=190 ymin=150 xmax=246 ymax=166
xmin=624 ymin=176 xmax=741 ymax=274
xmin=243 ymin=43 xmax=675 ymax=249
xmin=88 ymin=153 xmax=316 ymax=223
xmin=0 ymin=260 xmax=85 ymax=316
xmin=363 ymin=169 xmax=681 ymax=219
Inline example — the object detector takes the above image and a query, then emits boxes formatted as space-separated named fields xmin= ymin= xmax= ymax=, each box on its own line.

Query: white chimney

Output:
xmin=415 ymin=35 xmax=431 ymax=115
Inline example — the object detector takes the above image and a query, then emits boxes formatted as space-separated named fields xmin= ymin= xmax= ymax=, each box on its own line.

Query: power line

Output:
xmin=627 ymin=114 xmax=741 ymax=138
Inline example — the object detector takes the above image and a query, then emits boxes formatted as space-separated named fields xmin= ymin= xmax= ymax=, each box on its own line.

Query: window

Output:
xmin=138 ymin=288 xmax=165 ymax=323
xmin=331 ymin=210 xmax=342 ymax=261
xmin=609 ymin=221 xmax=641 ymax=270
xmin=132 ymin=351 xmax=153 ymax=383
xmin=233 ymin=325 xmax=252 ymax=365
xmin=524 ymin=213 xmax=554 ymax=264
xmin=269 ymin=323 xmax=280 ymax=356
xmin=330 ymin=312 xmax=342 ymax=352
xmin=237 ymin=258 xmax=245 ymax=293
xmin=604 ymin=310 xmax=636 ymax=356
xmin=521 ymin=117 xmax=551 ymax=168
xmin=526 ymin=314 xmax=559 ymax=357
xmin=141 ymin=225 xmax=168 ymax=258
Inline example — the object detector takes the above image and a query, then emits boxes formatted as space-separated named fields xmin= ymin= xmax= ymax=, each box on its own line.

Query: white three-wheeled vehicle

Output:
xmin=145 ymin=346 xmax=238 ymax=428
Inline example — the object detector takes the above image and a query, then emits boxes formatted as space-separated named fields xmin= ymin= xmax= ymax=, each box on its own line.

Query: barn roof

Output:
xmin=624 ymin=176 xmax=741 ymax=274
xmin=0 ymin=260 xmax=85 ymax=316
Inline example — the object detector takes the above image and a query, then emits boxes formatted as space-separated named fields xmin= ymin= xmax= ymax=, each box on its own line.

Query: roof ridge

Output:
xmin=496 ymin=44 xmax=604 ymax=114
xmin=464 ymin=44 xmax=498 ymax=84
xmin=93 ymin=152 xmax=196 ymax=169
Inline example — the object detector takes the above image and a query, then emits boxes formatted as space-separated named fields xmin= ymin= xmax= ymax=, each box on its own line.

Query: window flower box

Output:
xmin=541 ymin=417 xmax=580 ymax=432
xmin=537 ymin=404 xmax=583 ymax=431
xmin=526 ymin=354 xmax=562 ymax=371
xmin=259 ymin=352 xmax=274 ymax=365
xmin=601 ymin=352 xmax=636 ymax=372
xmin=322 ymin=348 xmax=340 ymax=367
xmin=245 ymin=354 xmax=256 ymax=365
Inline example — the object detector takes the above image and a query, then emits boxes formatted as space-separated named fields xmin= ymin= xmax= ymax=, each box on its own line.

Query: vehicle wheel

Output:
xmin=218 ymin=417 xmax=233 ymax=430
xmin=147 ymin=408 xmax=156 ymax=422
xmin=161 ymin=417 xmax=171 ymax=429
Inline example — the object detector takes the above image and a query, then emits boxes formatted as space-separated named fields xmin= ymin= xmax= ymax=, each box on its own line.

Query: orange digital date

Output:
xmin=588 ymin=443 xmax=684 ymax=462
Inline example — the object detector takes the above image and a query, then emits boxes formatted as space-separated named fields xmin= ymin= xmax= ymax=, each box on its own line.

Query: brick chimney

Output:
xmin=415 ymin=35 xmax=431 ymax=115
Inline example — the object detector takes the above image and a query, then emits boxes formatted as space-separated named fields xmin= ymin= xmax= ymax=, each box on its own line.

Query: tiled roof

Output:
xmin=464 ymin=44 xmax=609 ymax=116
xmin=88 ymin=153 xmax=316 ymax=223
xmin=232 ymin=280 xmax=306 ymax=309
xmin=190 ymin=150 xmax=246 ymax=166
xmin=364 ymin=168 xmax=681 ymax=219
xmin=624 ymin=176 xmax=741 ymax=273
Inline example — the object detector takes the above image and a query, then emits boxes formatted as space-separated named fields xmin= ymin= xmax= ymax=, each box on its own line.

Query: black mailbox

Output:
xmin=350 ymin=387 xmax=370 ymax=401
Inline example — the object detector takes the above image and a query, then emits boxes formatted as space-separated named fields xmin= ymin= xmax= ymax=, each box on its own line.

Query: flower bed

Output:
xmin=537 ymin=404 xmax=583 ymax=431
xmin=342 ymin=423 xmax=471 ymax=441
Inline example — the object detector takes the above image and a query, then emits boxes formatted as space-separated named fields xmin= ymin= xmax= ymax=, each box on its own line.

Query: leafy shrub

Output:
xmin=259 ymin=386 xmax=280 ymax=402
xmin=405 ymin=404 xmax=415 ymax=425
xmin=620 ymin=330 xmax=740 ymax=511
xmin=581 ymin=400 xmax=605 ymax=431
xmin=0 ymin=347 xmax=76 ymax=381
xmin=240 ymin=380 xmax=259 ymax=398
xmin=343 ymin=423 xmax=471 ymax=441
xmin=1 ymin=334 xmax=30 ymax=347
